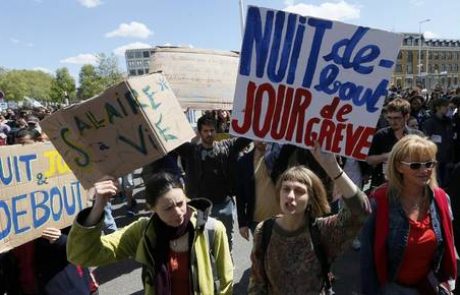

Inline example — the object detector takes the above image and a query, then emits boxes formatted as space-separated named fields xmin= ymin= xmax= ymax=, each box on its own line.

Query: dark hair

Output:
xmin=451 ymin=96 xmax=460 ymax=107
xmin=409 ymin=95 xmax=424 ymax=104
xmin=144 ymin=172 xmax=184 ymax=207
xmin=197 ymin=114 xmax=217 ymax=132
xmin=430 ymin=98 xmax=449 ymax=112
xmin=386 ymin=98 xmax=411 ymax=115
xmin=15 ymin=129 xmax=35 ymax=139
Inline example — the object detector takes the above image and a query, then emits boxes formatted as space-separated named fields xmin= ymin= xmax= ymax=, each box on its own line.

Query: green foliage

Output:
xmin=0 ymin=69 xmax=53 ymax=101
xmin=50 ymin=67 xmax=76 ymax=102
xmin=77 ymin=64 xmax=106 ymax=100
xmin=77 ymin=53 xmax=124 ymax=100
xmin=96 ymin=53 xmax=123 ymax=88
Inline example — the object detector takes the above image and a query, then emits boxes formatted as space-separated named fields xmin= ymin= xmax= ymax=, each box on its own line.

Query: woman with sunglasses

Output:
xmin=361 ymin=134 xmax=456 ymax=294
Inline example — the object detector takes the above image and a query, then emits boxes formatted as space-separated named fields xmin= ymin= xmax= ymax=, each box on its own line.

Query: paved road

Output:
xmin=96 ymin=184 xmax=362 ymax=295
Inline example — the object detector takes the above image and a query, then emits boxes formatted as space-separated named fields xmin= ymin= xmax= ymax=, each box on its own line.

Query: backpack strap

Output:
xmin=260 ymin=218 xmax=276 ymax=269
xmin=309 ymin=217 xmax=333 ymax=293
xmin=204 ymin=217 xmax=220 ymax=294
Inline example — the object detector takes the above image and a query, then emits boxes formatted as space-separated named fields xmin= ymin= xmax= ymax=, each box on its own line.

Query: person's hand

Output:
xmin=311 ymin=141 xmax=341 ymax=177
xmin=42 ymin=227 xmax=61 ymax=244
xmin=93 ymin=178 xmax=119 ymax=208
xmin=239 ymin=226 xmax=250 ymax=241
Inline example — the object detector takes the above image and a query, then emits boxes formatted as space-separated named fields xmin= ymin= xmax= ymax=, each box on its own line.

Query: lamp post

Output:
xmin=239 ymin=0 xmax=245 ymax=38
xmin=418 ymin=19 xmax=430 ymax=86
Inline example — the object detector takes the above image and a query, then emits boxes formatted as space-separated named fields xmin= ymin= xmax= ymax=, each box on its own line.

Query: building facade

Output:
xmin=125 ymin=48 xmax=154 ymax=76
xmin=393 ymin=33 xmax=460 ymax=91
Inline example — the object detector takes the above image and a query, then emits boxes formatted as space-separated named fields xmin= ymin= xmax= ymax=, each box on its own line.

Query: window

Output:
xmin=126 ymin=52 xmax=134 ymax=59
xmin=135 ymin=51 xmax=142 ymax=58
xmin=129 ymin=70 xmax=136 ymax=76
xmin=395 ymin=64 xmax=402 ymax=73
xmin=429 ymin=64 xmax=434 ymax=73
xmin=441 ymin=64 xmax=446 ymax=72
xmin=398 ymin=51 xmax=402 ymax=59
xmin=407 ymin=51 xmax=413 ymax=61
xmin=143 ymin=51 xmax=150 ymax=58
xmin=406 ymin=64 xmax=413 ymax=74
xmin=137 ymin=69 xmax=144 ymax=75
xmin=145 ymin=68 xmax=150 ymax=74
xmin=143 ymin=60 xmax=149 ymax=67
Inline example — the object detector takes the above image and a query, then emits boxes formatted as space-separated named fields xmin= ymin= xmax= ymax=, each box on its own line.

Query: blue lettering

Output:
xmin=240 ymin=7 xmax=274 ymax=77
xmin=302 ymin=18 xmax=333 ymax=88
xmin=19 ymin=154 xmax=37 ymax=182
xmin=323 ymin=26 xmax=381 ymax=74
xmin=0 ymin=156 xmax=13 ymax=185
xmin=71 ymin=182 xmax=84 ymax=212
xmin=267 ymin=11 xmax=296 ymax=83
xmin=12 ymin=194 xmax=30 ymax=234
xmin=31 ymin=190 xmax=50 ymax=228
xmin=286 ymin=16 xmax=306 ymax=84
xmin=356 ymin=79 xmax=389 ymax=112
xmin=63 ymin=185 xmax=76 ymax=215
xmin=0 ymin=200 xmax=11 ymax=240
xmin=314 ymin=64 xmax=341 ymax=94
xmin=49 ymin=187 xmax=63 ymax=221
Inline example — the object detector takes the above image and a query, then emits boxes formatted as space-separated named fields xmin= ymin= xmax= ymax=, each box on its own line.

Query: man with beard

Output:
xmin=175 ymin=114 xmax=250 ymax=251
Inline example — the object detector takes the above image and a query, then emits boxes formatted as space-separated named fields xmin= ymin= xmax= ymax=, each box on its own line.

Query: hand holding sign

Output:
xmin=41 ymin=227 xmax=62 ymax=244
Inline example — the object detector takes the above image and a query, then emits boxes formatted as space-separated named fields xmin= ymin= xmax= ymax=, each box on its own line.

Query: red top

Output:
xmin=168 ymin=250 xmax=191 ymax=295
xmin=396 ymin=212 xmax=437 ymax=285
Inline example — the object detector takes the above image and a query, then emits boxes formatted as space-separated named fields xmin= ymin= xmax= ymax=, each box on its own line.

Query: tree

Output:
xmin=77 ymin=64 xmax=105 ymax=100
xmin=0 ymin=69 xmax=53 ymax=101
xmin=50 ymin=67 xmax=76 ymax=102
xmin=96 ymin=53 xmax=123 ymax=88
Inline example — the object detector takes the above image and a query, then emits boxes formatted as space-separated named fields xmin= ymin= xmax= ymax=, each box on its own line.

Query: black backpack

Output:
xmin=260 ymin=217 xmax=334 ymax=294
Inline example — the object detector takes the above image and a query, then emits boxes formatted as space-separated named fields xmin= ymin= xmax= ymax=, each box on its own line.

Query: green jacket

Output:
xmin=67 ymin=199 xmax=233 ymax=295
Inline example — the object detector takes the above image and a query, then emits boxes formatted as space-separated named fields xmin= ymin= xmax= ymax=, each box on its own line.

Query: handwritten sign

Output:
xmin=230 ymin=6 xmax=402 ymax=160
xmin=0 ymin=142 xmax=87 ymax=253
xmin=41 ymin=73 xmax=195 ymax=189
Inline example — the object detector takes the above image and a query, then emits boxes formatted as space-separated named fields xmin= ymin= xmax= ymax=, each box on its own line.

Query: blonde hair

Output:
xmin=387 ymin=134 xmax=438 ymax=194
xmin=276 ymin=166 xmax=331 ymax=218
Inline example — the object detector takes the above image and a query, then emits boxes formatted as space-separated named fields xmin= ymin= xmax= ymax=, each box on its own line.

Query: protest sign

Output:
xmin=149 ymin=47 xmax=239 ymax=110
xmin=230 ymin=6 xmax=403 ymax=160
xmin=0 ymin=142 xmax=87 ymax=253
xmin=41 ymin=73 xmax=195 ymax=189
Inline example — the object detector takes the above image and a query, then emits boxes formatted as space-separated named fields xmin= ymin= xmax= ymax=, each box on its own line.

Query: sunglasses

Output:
xmin=400 ymin=161 xmax=437 ymax=170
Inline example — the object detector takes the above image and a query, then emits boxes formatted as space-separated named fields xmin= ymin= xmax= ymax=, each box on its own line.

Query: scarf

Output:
xmin=152 ymin=207 xmax=193 ymax=295
xmin=373 ymin=185 xmax=456 ymax=288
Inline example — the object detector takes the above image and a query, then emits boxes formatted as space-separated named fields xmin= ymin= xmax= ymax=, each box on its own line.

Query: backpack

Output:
xmin=204 ymin=217 xmax=220 ymax=295
xmin=260 ymin=217 xmax=335 ymax=294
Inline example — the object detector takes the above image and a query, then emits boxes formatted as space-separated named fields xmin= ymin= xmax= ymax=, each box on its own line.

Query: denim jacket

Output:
xmin=361 ymin=188 xmax=445 ymax=294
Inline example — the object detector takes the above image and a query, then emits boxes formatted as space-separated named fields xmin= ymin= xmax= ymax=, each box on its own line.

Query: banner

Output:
xmin=0 ymin=142 xmax=87 ymax=253
xmin=41 ymin=73 xmax=195 ymax=189
xmin=230 ymin=6 xmax=403 ymax=160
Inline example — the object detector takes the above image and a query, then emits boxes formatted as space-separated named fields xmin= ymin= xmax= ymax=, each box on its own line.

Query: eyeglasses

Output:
xmin=400 ymin=161 xmax=437 ymax=170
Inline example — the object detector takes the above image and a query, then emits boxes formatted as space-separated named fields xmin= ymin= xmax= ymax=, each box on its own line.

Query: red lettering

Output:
xmin=285 ymin=88 xmax=312 ymax=143
xmin=336 ymin=104 xmax=352 ymax=122
xmin=352 ymin=127 xmax=375 ymax=160
xmin=318 ymin=119 xmax=336 ymax=150
xmin=253 ymin=83 xmax=276 ymax=137
xmin=232 ymin=81 xmax=256 ymax=134
xmin=304 ymin=117 xmax=320 ymax=146
xmin=344 ymin=124 xmax=364 ymax=156
xmin=271 ymin=85 xmax=294 ymax=140
xmin=320 ymin=96 xmax=340 ymax=119
xmin=331 ymin=123 xmax=346 ymax=153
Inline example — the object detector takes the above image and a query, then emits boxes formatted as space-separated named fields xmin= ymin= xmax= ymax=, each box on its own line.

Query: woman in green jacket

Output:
xmin=67 ymin=172 xmax=233 ymax=295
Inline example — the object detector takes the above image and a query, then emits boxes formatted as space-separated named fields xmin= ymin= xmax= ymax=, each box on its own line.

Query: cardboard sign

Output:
xmin=149 ymin=47 xmax=239 ymax=110
xmin=41 ymin=73 xmax=195 ymax=189
xmin=230 ymin=6 xmax=403 ymax=160
xmin=0 ymin=142 xmax=87 ymax=253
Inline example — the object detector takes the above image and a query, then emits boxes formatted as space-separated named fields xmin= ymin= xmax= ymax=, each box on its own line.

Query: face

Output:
xmin=407 ymin=118 xmax=419 ymax=129
xmin=279 ymin=181 xmax=310 ymax=215
xmin=397 ymin=157 xmax=436 ymax=187
xmin=386 ymin=111 xmax=408 ymax=131
xmin=16 ymin=135 xmax=34 ymax=145
xmin=410 ymin=99 xmax=423 ymax=111
xmin=199 ymin=124 xmax=216 ymax=146
xmin=153 ymin=188 xmax=188 ymax=227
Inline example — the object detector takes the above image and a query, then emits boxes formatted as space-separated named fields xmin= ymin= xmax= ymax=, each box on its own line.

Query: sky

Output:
xmin=1 ymin=0 xmax=460 ymax=82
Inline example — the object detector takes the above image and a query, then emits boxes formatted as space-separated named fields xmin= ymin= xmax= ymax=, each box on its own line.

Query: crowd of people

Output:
xmin=0 ymin=84 xmax=460 ymax=295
